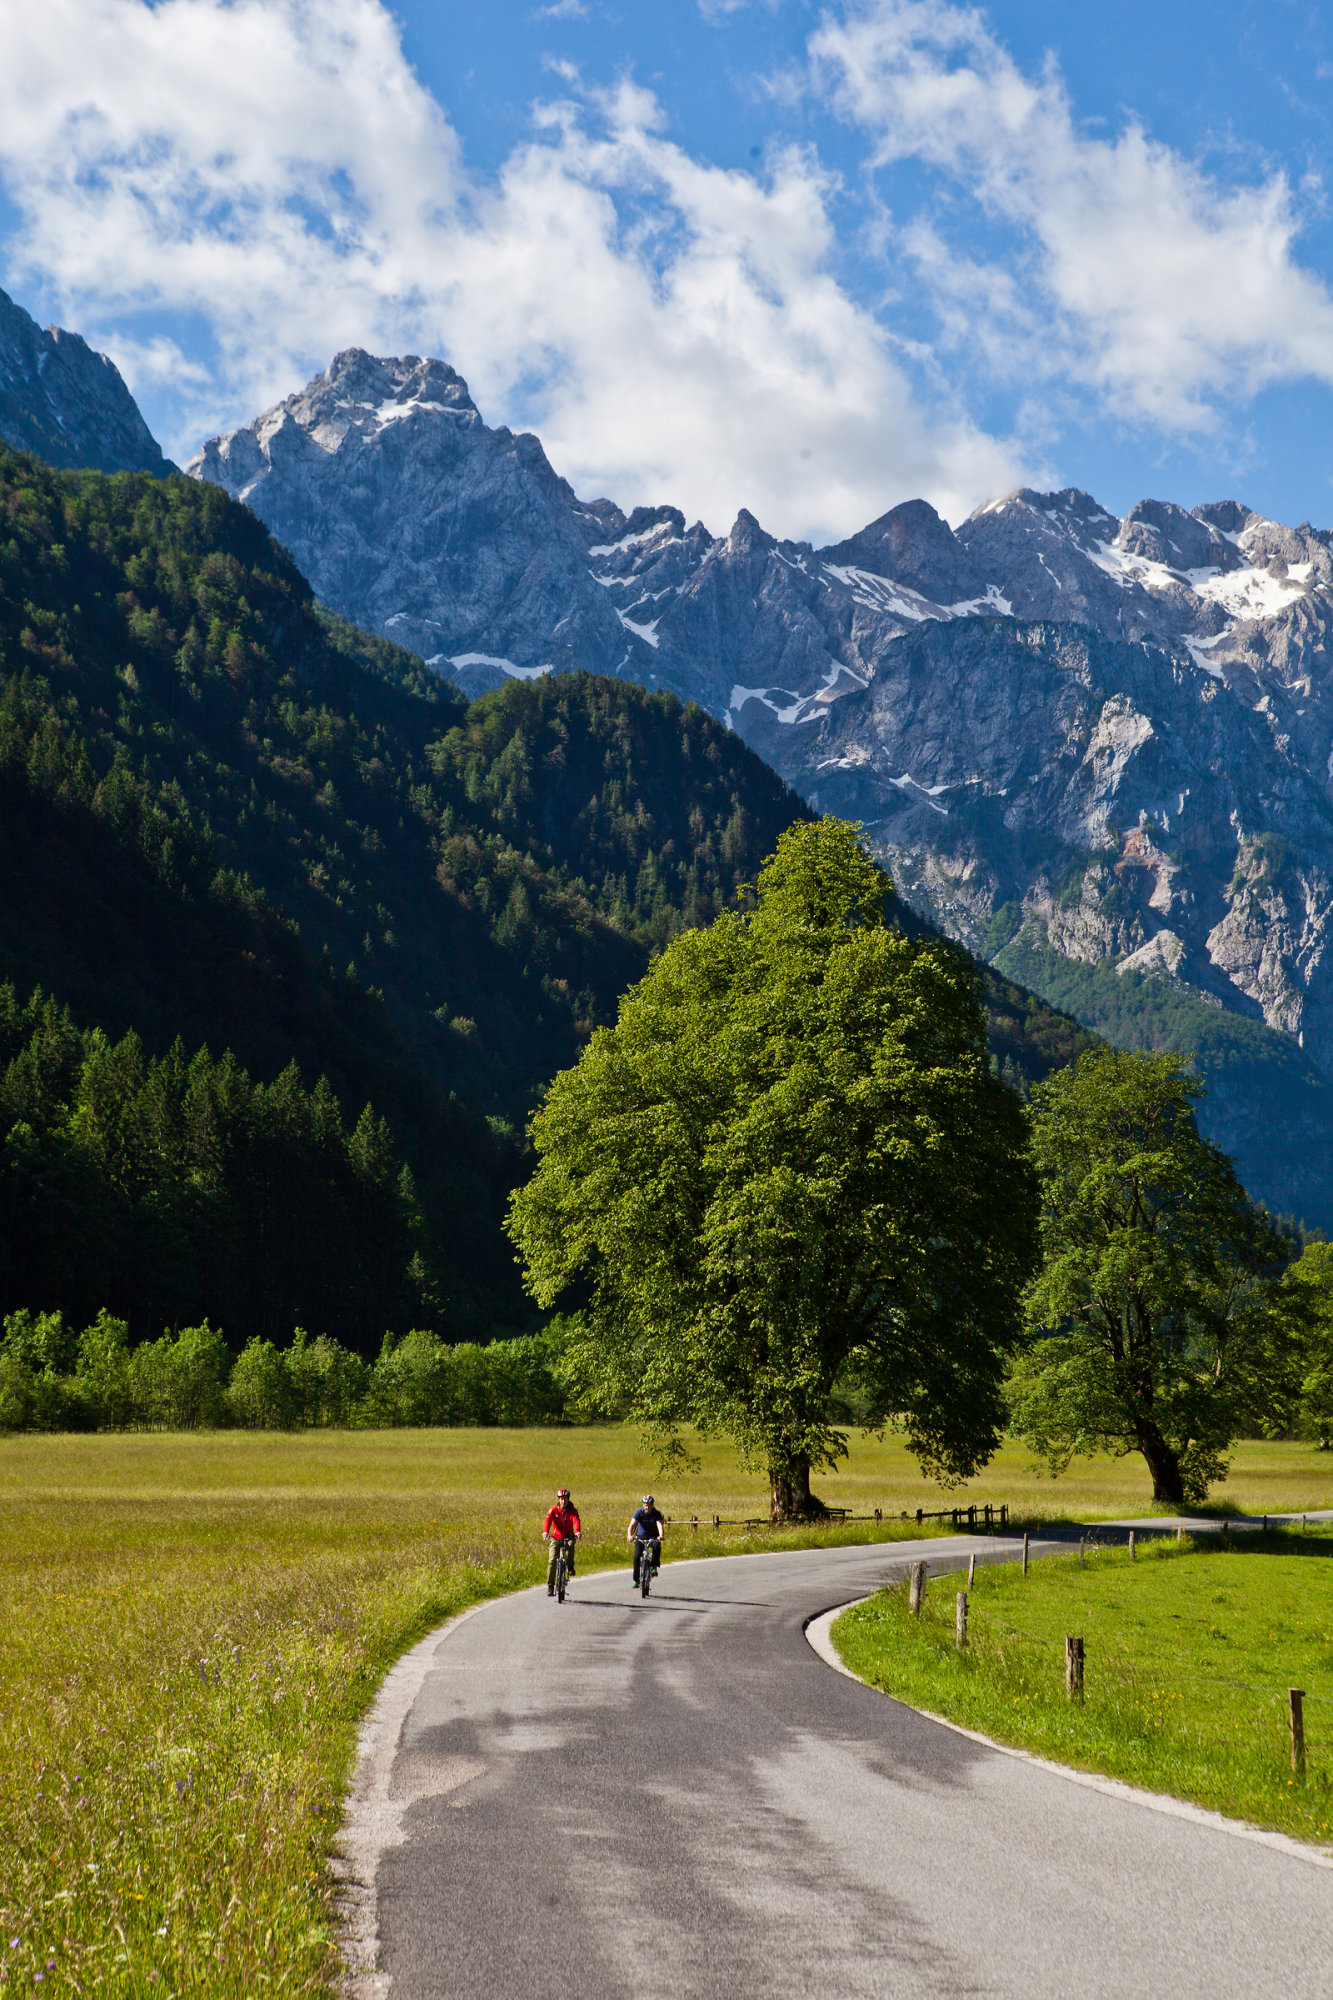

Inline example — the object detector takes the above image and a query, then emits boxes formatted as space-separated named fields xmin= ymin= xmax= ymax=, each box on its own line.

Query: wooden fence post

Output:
xmin=1176 ymin=1527 xmax=1183 ymax=1547
xmin=956 ymin=1591 xmax=968 ymax=1650
xmin=967 ymin=1552 xmax=976 ymax=1588
xmin=1128 ymin=1531 xmax=1136 ymax=1561
xmin=1291 ymin=1689 xmax=1306 ymax=1776
xmin=1022 ymin=1533 xmax=1029 ymax=1577
xmin=1001 ymin=1505 xmax=1008 ymax=1527
xmin=1066 ymin=1635 xmax=1084 ymax=1700
xmin=909 ymin=1561 xmax=928 ymax=1614
xmin=1079 ymin=1537 xmax=1085 ymax=1568
xmin=916 ymin=1508 xmax=923 ymax=1526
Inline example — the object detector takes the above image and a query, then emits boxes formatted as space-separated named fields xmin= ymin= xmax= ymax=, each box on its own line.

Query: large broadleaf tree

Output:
xmin=507 ymin=817 xmax=1038 ymax=1518
xmin=1010 ymin=1047 xmax=1299 ymax=1504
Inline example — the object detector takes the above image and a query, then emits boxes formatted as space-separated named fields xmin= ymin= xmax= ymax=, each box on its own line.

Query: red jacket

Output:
xmin=544 ymin=1503 xmax=580 ymax=1539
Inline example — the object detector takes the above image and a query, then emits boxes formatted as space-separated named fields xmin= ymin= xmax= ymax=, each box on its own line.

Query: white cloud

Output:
xmin=0 ymin=0 xmax=1026 ymax=539
xmin=810 ymin=0 xmax=1333 ymax=433
xmin=0 ymin=0 xmax=462 ymax=430
xmin=454 ymin=76 xmax=1023 ymax=532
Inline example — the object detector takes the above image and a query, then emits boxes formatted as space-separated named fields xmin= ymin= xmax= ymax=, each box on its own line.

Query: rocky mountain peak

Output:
xmin=820 ymin=497 xmax=981 ymax=602
xmin=189 ymin=351 xmax=653 ymax=698
xmin=0 ymin=286 xmax=168 ymax=475
xmin=1118 ymin=498 xmax=1240 ymax=575
xmin=727 ymin=507 xmax=771 ymax=553
xmin=1193 ymin=499 xmax=1253 ymax=537
xmin=322 ymin=346 xmax=477 ymax=412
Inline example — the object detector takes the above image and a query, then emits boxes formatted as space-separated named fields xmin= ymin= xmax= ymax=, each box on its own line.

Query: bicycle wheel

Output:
xmin=640 ymin=1555 xmax=651 ymax=1598
xmin=556 ymin=1548 xmax=567 ymax=1603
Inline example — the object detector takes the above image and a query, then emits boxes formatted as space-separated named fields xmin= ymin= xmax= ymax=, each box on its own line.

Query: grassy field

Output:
xmin=5 ymin=1428 xmax=1333 ymax=1998
xmin=833 ymin=1529 xmax=1333 ymax=1848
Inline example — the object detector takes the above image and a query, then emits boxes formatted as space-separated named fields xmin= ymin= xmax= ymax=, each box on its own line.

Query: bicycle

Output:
xmin=636 ymin=1540 xmax=659 ymax=1598
xmin=553 ymin=1538 xmax=572 ymax=1603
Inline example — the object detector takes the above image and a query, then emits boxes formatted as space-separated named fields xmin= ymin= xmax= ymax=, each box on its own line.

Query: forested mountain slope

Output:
xmin=0 ymin=449 xmax=952 ymax=1338
xmin=0 ymin=446 xmax=1088 ymax=1341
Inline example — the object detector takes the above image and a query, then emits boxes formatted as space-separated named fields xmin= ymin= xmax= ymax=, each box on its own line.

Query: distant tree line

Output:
xmin=0 ymin=1311 xmax=568 ymax=1432
xmin=0 ymin=983 xmax=429 ymax=1346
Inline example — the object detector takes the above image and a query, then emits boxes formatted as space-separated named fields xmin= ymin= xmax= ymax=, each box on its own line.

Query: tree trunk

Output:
xmin=1138 ymin=1429 xmax=1185 ymax=1506
xmin=770 ymin=1453 xmax=829 ymax=1523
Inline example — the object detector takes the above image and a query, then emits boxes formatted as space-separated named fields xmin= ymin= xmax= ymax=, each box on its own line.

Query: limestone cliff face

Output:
xmin=0 ymin=287 xmax=168 ymax=475
xmin=189 ymin=353 xmax=1333 ymax=1083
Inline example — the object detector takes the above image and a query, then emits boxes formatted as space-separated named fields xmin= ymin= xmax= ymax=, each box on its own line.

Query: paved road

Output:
xmin=359 ymin=1535 xmax=1331 ymax=2000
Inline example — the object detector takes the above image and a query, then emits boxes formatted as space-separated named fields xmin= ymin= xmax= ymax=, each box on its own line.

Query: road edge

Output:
xmin=804 ymin=1602 xmax=1333 ymax=1874
xmin=331 ymin=1595 xmax=508 ymax=1998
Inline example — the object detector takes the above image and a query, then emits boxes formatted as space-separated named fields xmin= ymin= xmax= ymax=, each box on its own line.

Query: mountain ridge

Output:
xmin=185 ymin=346 xmax=1333 ymax=1223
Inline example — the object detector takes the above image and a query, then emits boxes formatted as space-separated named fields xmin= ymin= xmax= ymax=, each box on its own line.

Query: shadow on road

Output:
xmin=558 ymin=1593 xmax=774 ymax=1612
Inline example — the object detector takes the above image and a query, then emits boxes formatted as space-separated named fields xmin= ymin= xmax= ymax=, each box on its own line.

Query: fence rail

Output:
xmin=667 ymin=1503 xmax=1010 ymax=1531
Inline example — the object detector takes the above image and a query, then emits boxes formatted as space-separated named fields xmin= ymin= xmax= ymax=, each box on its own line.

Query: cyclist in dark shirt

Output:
xmin=627 ymin=1494 xmax=665 ymax=1586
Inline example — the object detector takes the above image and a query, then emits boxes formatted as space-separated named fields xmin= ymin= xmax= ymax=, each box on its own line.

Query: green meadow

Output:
xmin=5 ymin=1427 xmax=1332 ymax=1997
xmin=834 ymin=1528 xmax=1333 ymax=1849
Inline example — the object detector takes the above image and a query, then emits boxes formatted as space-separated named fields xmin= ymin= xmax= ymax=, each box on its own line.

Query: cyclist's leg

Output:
xmin=632 ymin=1541 xmax=642 ymax=1584
xmin=547 ymin=1542 xmax=559 ymax=1593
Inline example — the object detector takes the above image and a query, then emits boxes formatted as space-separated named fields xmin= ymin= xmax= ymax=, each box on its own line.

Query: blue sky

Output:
xmin=2 ymin=1 xmax=1332 ymax=541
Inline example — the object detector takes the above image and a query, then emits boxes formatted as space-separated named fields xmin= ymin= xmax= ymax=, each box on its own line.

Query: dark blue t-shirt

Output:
xmin=632 ymin=1505 xmax=664 ymax=1542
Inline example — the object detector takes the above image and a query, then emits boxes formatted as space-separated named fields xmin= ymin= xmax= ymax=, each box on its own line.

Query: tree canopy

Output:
xmin=0 ymin=983 xmax=425 ymax=1348
xmin=508 ymin=817 xmax=1039 ymax=1517
xmin=1009 ymin=1046 xmax=1296 ymax=1504
xmin=1282 ymin=1240 xmax=1333 ymax=1449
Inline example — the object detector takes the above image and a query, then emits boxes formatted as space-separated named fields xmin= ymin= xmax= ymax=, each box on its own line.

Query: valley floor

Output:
xmin=3 ymin=1427 xmax=1330 ymax=1995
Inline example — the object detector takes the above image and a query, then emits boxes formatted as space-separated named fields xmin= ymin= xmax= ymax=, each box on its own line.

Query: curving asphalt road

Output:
xmin=347 ymin=1534 xmax=1332 ymax=2000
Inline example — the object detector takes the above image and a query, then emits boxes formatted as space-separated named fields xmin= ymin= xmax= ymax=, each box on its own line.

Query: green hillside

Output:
xmin=995 ymin=922 xmax=1333 ymax=1228
xmin=0 ymin=445 xmax=1090 ymax=1343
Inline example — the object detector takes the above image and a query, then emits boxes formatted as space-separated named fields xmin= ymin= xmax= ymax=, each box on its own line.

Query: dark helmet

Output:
xmin=643 ymin=1494 xmax=655 ymax=1505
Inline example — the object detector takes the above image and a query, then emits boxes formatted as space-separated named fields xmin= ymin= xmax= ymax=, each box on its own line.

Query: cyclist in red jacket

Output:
xmin=543 ymin=1488 xmax=581 ymax=1595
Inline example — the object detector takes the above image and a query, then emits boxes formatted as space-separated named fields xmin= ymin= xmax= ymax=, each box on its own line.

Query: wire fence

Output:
xmin=888 ymin=1532 xmax=1333 ymax=1771
xmin=669 ymin=1502 xmax=1012 ymax=1531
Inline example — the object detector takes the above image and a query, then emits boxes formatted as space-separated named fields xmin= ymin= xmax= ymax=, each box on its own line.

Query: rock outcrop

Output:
xmin=0 ymin=287 xmax=168 ymax=475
